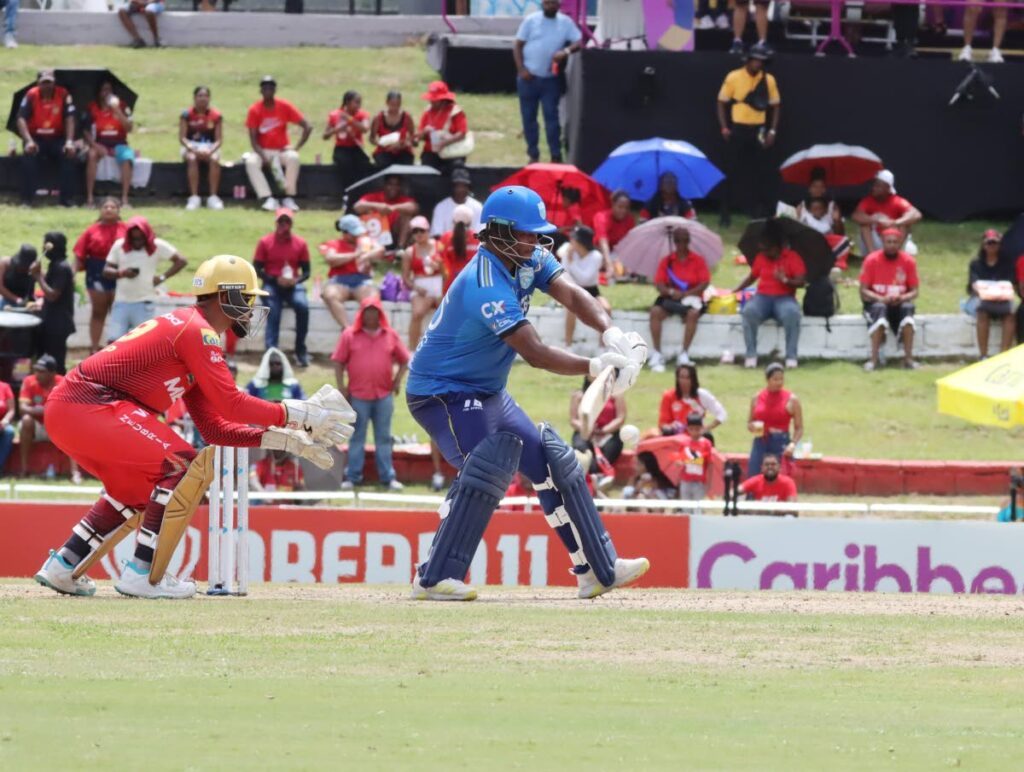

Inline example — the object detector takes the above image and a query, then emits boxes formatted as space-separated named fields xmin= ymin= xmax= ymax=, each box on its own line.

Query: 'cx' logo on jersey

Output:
xmin=164 ymin=377 xmax=186 ymax=402
xmin=480 ymin=301 xmax=506 ymax=318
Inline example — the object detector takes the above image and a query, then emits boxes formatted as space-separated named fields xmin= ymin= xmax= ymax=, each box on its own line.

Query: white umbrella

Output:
xmin=614 ymin=216 xmax=724 ymax=280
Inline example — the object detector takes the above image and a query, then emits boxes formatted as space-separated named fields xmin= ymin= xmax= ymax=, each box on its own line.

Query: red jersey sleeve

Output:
xmin=392 ymin=332 xmax=411 ymax=365
xmin=906 ymin=257 xmax=919 ymax=290
xmin=592 ymin=211 xmax=609 ymax=243
xmin=740 ymin=476 xmax=760 ymax=495
xmin=282 ymin=99 xmax=304 ymax=124
xmin=451 ymin=109 xmax=468 ymax=135
xmin=331 ymin=330 xmax=351 ymax=364
xmin=658 ymin=389 xmax=674 ymax=426
xmin=780 ymin=476 xmax=798 ymax=500
xmin=297 ymin=238 xmax=310 ymax=265
xmin=785 ymin=250 xmax=807 ymax=277
xmin=653 ymin=256 xmax=670 ymax=285
xmin=184 ymin=390 xmax=265 ymax=448
xmin=859 ymin=256 xmax=875 ymax=287
xmin=253 ymin=237 xmax=268 ymax=265
xmin=174 ymin=324 xmax=286 ymax=429
xmin=245 ymin=103 xmax=259 ymax=130
xmin=694 ymin=255 xmax=711 ymax=285
xmin=73 ymin=227 xmax=90 ymax=264
xmin=1016 ymin=256 xmax=1024 ymax=286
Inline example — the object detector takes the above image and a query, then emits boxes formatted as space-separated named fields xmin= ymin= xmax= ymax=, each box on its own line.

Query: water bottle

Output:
xmin=45 ymin=463 xmax=56 ymax=480
xmin=281 ymin=263 xmax=294 ymax=282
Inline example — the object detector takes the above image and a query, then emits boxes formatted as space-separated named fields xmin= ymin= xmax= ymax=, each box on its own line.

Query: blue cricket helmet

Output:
xmin=481 ymin=186 xmax=557 ymax=235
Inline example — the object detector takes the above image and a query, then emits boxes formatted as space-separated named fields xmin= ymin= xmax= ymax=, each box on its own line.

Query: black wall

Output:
xmin=567 ymin=49 xmax=1024 ymax=221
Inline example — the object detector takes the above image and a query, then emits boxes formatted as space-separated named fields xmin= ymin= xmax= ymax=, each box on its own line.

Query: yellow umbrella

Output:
xmin=936 ymin=345 xmax=1024 ymax=428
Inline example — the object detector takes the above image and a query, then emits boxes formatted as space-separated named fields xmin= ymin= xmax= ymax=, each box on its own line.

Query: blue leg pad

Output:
xmin=538 ymin=424 xmax=618 ymax=588
xmin=420 ymin=431 xmax=523 ymax=587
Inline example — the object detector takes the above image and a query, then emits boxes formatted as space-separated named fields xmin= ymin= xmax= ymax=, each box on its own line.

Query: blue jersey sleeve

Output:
xmin=534 ymin=250 xmax=565 ymax=293
xmin=464 ymin=275 xmax=527 ymax=339
xmin=562 ymin=15 xmax=583 ymax=44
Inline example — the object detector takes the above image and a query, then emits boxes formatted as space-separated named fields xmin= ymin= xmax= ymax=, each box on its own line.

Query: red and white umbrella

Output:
xmin=614 ymin=216 xmax=723 ymax=280
xmin=780 ymin=143 xmax=883 ymax=187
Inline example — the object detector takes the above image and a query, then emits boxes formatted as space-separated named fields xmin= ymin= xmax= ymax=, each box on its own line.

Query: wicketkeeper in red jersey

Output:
xmin=33 ymin=254 xmax=356 ymax=599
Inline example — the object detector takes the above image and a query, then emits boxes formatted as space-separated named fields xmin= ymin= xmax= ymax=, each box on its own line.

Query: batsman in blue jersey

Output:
xmin=406 ymin=186 xmax=650 ymax=601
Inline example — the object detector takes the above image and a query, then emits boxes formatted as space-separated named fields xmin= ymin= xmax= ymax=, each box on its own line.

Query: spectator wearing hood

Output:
xmin=29 ymin=233 xmax=75 ymax=373
xmin=331 ymin=297 xmax=409 ymax=491
xmin=103 ymin=216 xmax=187 ymax=342
xmin=852 ymin=170 xmax=922 ymax=256
xmin=0 ymin=244 xmax=37 ymax=308
xmin=245 ymin=347 xmax=305 ymax=402
xmin=253 ymin=207 xmax=311 ymax=368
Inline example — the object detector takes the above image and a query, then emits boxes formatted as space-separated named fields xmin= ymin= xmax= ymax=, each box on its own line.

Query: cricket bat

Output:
xmin=579 ymin=365 xmax=616 ymax=441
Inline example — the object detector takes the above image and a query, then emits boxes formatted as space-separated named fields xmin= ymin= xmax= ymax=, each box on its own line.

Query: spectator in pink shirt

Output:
xmin=332 ymin=296 xmax=410 ymax=491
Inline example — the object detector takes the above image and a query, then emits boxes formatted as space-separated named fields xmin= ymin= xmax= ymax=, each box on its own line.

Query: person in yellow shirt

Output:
xmin=716 ymin=48 xmax=781 ymax=226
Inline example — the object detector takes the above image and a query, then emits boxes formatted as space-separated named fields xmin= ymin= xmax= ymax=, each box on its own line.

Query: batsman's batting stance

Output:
xmin=406 ymin=185 xmax=650 ymax=601
xmin=33 ymin=255 xmax=356 ymax=599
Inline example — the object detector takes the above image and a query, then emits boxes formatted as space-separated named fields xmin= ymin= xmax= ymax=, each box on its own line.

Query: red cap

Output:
xmin=880 ymin=227 xmax=902 ymax=238
xmin=983 ymin=229 xmax=1002 ymax=243
xmin=275 ymin=207 xmax=294 ymax=221
xmin=421 ymin=80 xmax=456 ymax=102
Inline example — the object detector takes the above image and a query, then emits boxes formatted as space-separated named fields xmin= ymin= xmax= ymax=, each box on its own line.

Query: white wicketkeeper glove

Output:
xmin=283 ymin=384 xmax=357 ymax=445
xmin=261 ymin=427 xmax=335 ymax=471
xmin=587 ymin=352 xmax=640 ymax=397
xmin=602 ymin=326 xmax=649 ymax=368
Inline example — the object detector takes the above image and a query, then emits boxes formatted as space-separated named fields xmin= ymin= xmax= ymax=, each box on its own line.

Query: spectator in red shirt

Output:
xmin=860 ymin=228 xmax=920 ymax=371
xmin=321 ymin=214 xmax=384 ymax=329
xmin=253 ymin=208 xmax=311 ymax=367
xmin=649 ymin=227 xmax=711 ymax=371
xmin=416 ymin=80 xmax=469 ymax=173
xmin=439 ymin=205 xmax=480 ymax=296
xmin=369 ymin=90 xmax=416 ymax=169
xmin=741 ymin=453 xmax=798 ymax=515
xmin=243 ymin=75 xmax=312 ymax=213
xmin=83 ymin=80 xmax=134 ymax=209
xmin=74 ymin=198 xmax=125 ymax=353
xmin=400 ymin=215 xmax=444 ymax=350
xmin=19 ymin=354 xmax=80 ymax=483
xmin=0 ymin=377 xmax=14 ymax=473
xmin=747 ymin=361 xmax=802 ymax=477
xmin=323 ymin=90 xmax=373 ymax=192
xmin=253 ymin=450 xmax=305 ymax=493
xmin=354 ymin=173 xmax=419 ymax=247
xmin=180 ymin=85 xmax=224 ymax=212
xmin=733 ymin=224 xmax=807 ymax=368
xmin=569 ymin=375 xmax=627 ymax=480
xmin=332 ymin=297 xmax=410 ymax=491
xmin=593 ymin=190 xmax=637 ymax=276
xmin=16 ymin=70 xmax=76 ymax=208
xmin=852 ymin=170 xmax=922 ymax=257
xmin=655 ymin=363 xmax=727 ymax=443
xmin=667 ymin=412 xmax=714 ymax=507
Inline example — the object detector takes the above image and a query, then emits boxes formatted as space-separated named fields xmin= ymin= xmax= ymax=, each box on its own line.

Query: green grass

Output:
xmin=0 ymin=45 xmax=527 ymax=166
xmin=2 ymin=584 xmax=1023 ymax=769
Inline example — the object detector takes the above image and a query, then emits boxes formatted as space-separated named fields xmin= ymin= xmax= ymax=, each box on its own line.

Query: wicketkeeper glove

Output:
xmin=283 ymin=384 xmax=357 ymax=445
xmin=261 ymin=427 xmax=335 ymax=471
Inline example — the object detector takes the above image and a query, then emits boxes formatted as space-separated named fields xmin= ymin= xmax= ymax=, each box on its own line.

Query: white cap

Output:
xmin=451 ymin=204 xmax=474 ymax=226
xmin=875 ymin=169 xmax=896 ymax=193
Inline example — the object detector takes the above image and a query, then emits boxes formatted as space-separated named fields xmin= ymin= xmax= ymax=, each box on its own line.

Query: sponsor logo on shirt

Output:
xmin=163 ymin=312 xmax=184 ymax=326
xmin=462 ymin=398 xmax=483 ymax=412
xmin=164 ymin=377 xmax=186 ymax=402
xmin=480 ymin=300 xmax=506 ymax=318
xmin=259 ymin=118 xmax=283 ymax=134
xmin=200 ymin=328 xmax=220 ymax=347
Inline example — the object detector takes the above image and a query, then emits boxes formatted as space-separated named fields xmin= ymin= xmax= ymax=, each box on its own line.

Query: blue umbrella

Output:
xmin=592 ymin=137 xmax=725 ymax=201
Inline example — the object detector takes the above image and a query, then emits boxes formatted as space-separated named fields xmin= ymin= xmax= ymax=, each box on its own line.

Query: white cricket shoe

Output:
xmin=206 ymin=194 xmax=225 ymax=210
xmin=576 ymin=557 xmax=651 ymax=600
xmin=410 ymin=574 xmax=477 ymax=601
xmin=185 ymin=195 xmax=201 ymax=211
xmin=648 ymin=349 xmax=665 ymax=373
xmin=282 ymin=196 xmax=300 ymax=212
xmin=957 ymin=45 xmax=973 ymax=62
xmin=34 ymin=550 xmax=96 ymax=597
xmin=115 ymin=561 xmax=196 ymax=599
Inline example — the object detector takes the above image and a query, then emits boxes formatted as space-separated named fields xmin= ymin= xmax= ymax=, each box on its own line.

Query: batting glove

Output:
xmin=588 ymin=351 xmax=629 ymax=378
xmin=283 ymin=384 xmax=357 ymax=446
xmin=602 ymin=327 xmax=649 ymax=367
xmin=261 ymin=427 xmax=335 ymax=470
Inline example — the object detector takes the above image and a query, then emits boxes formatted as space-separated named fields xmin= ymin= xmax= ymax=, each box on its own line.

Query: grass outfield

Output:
xmin=2 ymin=583 xmax=1024 ymax=769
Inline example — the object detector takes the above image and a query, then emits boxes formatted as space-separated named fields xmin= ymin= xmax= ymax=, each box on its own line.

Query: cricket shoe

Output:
xmin=410 ymin=574 xmax=477 ymax=601
xmin=576 ymin=557 xmax=651 ymax=599
xmin=34 ymin=550 xmax=96 ymax=597
xmin=115 ymin=561 xmax=196 ymax=599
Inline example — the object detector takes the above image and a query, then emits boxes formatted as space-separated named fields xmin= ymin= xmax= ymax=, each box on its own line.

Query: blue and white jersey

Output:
xmin=406 ymin=243 xmax=563 ymax=396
